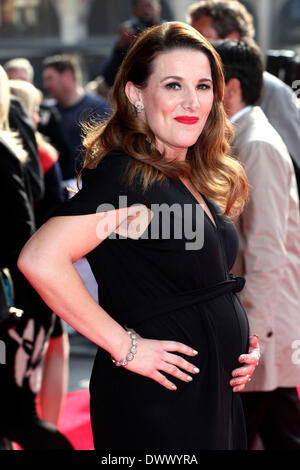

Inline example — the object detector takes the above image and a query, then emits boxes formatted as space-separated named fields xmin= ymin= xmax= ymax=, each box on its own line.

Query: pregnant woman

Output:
xmin=18 ymin=22 xmax=260 ymax=450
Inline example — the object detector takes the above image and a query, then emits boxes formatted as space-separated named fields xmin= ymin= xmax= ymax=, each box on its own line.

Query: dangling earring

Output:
xmin=135 ymin=104 xmax=144 ymax=113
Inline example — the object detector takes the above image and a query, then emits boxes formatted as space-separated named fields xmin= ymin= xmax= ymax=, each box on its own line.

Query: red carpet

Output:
xmin=14 ymin=386 xmax=300 ymax=450
xmin=13 ymin=389 xmax=93 ymax=451
xmin=59 ymin=389 xmax=94 ymax=450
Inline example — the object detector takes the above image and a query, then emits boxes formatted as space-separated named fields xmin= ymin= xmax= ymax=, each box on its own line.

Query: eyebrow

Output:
xmin=160 ymin=76 xmax=213 ymax=83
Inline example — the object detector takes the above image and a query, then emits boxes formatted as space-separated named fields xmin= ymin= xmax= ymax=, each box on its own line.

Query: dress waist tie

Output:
xmin=130 ymin=275 xmax=245 ymax=328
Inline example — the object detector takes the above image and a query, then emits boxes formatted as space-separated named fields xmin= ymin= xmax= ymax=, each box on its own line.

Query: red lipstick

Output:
xmin=174 ymin=116 xmax=199 ymax=125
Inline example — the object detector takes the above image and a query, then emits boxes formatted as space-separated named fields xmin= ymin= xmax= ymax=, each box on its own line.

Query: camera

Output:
xmin=266 ymin=49 xmax=300 ymax=88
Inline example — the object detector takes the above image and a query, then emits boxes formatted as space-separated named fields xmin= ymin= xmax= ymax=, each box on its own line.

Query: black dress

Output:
xmin=54 ymin=152 xmax=249 ymax=450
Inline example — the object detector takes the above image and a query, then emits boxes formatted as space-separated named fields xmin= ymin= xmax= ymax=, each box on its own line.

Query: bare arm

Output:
xmin=18 ymin=210 xmax=139 ymax=358
xmin=18 ymin=209 xmax=199 ymax=390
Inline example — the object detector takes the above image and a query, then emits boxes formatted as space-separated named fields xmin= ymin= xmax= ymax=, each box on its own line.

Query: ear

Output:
xmin=125 ymin=81 xmax=143 ymax=107
xmin=226 ymin=78 xmax=241 ymax=96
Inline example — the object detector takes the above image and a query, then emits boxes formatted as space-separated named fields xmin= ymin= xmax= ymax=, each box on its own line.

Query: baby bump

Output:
xmin=90 ymin=294 xmax=249 ymax=397
xmin=204 ymin=293 xmax=249 ymax=373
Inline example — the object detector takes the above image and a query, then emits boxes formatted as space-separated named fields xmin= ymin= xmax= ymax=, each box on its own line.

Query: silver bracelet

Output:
xmin=111 ymin=330 xmax=138 ymax=367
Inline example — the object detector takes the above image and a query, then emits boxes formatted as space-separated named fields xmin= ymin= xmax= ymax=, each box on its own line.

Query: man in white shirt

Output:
xmin=213 ymin=37 xmax=300 ymax=450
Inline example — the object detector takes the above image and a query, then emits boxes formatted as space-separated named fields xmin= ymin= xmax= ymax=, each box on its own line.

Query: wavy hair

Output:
xmin=82 ymin=21 xmax=248 ymax=217
xmin=187 ymin=0 xmax=255 ymax=40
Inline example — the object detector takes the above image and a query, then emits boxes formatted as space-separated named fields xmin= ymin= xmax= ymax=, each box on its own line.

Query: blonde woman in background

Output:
xmin=9 ymin=79 xmax=64 ymax=227
xmin=0 ymin=66 xmax=73 ymax=450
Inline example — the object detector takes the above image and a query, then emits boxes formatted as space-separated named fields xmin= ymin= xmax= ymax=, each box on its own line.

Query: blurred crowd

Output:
xmin=0 ymin=0 xmax=300 ymax=451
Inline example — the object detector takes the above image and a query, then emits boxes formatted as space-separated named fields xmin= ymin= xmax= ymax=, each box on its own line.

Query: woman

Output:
xmin=8 ymin=79 xmax=64 ymax=227
xmin=18 ymin=22 xmax=260 ymax=450
xmin=0 ymin=65 xmax=72 ymax=450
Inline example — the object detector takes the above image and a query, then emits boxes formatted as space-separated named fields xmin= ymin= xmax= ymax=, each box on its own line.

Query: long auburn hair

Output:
xmin=82 ymin=21 xmax=248 ymax=217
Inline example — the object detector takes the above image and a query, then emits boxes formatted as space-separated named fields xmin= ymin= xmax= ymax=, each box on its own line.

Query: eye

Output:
xmin=197 ymin=83 xmax=212 ymax=91
xmin=165 ymin=82 xmax=181 ymax=90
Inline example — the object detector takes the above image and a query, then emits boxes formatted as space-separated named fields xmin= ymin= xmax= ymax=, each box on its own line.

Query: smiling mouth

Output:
xmin=174 ymin=116 xmax=200 ymax=125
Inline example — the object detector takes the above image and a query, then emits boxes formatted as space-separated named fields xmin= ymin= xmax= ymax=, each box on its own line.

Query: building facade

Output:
xmin=0 ymin=0 xmax=299 ymax=87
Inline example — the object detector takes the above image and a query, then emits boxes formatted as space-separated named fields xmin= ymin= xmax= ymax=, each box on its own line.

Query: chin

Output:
xmin=175 ymin=138 xmax=199 ymax=149
xmin=176 ymin=131 xmax=202 ymax=147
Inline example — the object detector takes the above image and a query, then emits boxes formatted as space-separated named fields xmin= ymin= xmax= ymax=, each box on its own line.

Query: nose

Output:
xmin=182 ymin=88 xmax=200 ymax=112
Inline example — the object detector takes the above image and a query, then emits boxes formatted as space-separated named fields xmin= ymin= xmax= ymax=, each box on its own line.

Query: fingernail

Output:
xmin=193 ymin=367 xmax=200 ymax=373
xmin=193 ymin=350 xmax=198 ymax=355
xmin=187 ymin=375 xmax=193 ymax=381
xmin=239 ymin=355 xmax=245 ymax=361
xmin=171 ymin=384 xmax=177 ymax=390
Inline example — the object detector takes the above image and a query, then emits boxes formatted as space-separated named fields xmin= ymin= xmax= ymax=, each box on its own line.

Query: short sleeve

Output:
xmin=53 ymin=152 xmax=148 ymax=217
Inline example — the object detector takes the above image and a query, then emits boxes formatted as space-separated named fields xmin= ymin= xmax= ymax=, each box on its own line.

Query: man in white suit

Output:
xmin=213 ymin=37 xmax=300 ymax=450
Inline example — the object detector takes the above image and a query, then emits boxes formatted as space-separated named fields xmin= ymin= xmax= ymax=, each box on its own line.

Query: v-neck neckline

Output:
xmin=175 ymin=178 xmax=218 ymax=230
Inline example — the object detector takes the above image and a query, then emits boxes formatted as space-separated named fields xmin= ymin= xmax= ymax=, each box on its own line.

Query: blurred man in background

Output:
xmin=187 ymin=0 xmax=300 ymax=192
xmin=41 ymin=54 xmax=110 ymax=188
xmin=87 ymin=0 xmax=163 ymax=100
xmin=214 ymin=36 xmax=300 ymax=450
